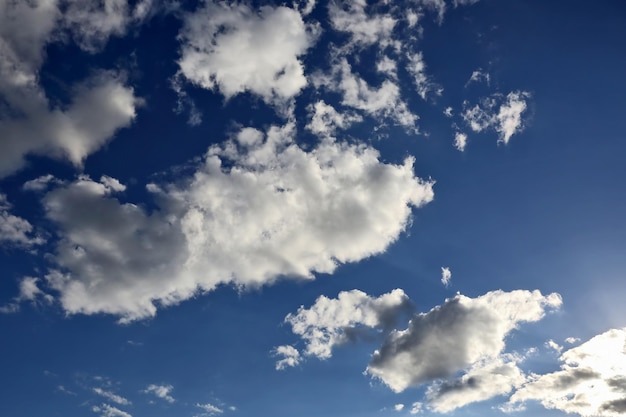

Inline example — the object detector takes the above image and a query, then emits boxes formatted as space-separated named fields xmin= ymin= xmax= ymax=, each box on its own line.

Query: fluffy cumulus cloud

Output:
xmin=367 ymin=289 xmax=562 ymax=393
xmin=0 ymin=0 xmax=140 ymax=177
xmin=509 ymin=327 xmax=626 ymax=417
xmin=0 ymin=194 xmax=43 ymax=247
xmin=273 ymin=345 xmax=302 ymax=370
xmin=143 ymin=384 xmax=175 ymax=403
xmin=35 ymin=123 xmax=433 ymax=322
xmin=283 ymin=289 xmax=414 ymax=360
xmin=454 ymin=131 xmax=468 ymax=151
xmin=177 ymin=2 xmax=316 ymax=105
xmin=462 ymin=91 xmax=530 ymax=144
xmin=328 ymin=0 xmax=396 ymax=47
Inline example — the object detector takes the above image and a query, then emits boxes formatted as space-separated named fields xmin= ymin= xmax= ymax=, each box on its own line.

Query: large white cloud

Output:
xmin=0 ymin=0 xmax=140 ymax=177
xmin=37 ymin=123 xmax=433 ymax=322
xmin=368 ymin=289 xmax=562 ymax=392
xmin=509 ymin=327 xmax=626 ymax=417
xmin=177 ymin=1 xmax=316 ymax=105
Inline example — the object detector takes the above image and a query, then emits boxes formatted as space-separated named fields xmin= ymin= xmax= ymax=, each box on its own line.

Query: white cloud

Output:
xmin=454 ymin=0 xmax=480 ymax=6
xmin=462 ymin=91 xmax=530 ymax=145
xmin=62 ymin=0 xmax=154 ymax=53
xmin=295 ymin=0 xmax=316 ymax=16
xmin=545 ymin=339 xmax=563 ymax=353
xmin=313 ymin=58 xmax=417 ymax=128
xmin=0 ymin=194 xmax=43 ymax=247
xmin=306 ymin=100 xmax=363 ymax=137
xmin=177 ymin=2 xmax=316 ymax=106
xmin=92 ymin=404 xmax=132 ymax=417
xmin=565 ymin=337 xmax=581 ymax=344
xmin=454 ymin=132 xmax=468 ymax=152
xmin=0 ymin=1 xmax=140 ymax=177
xmin=496 ymin=92 xmax=530 ymax=144
xmin=93 ymin=388 xmax=131 ymax=406
xmin=284 ymin=289 xmax=414 ymax=359
xmin=1 ymin=276 xmax=51 ymax=314
xmin=465 ymin=69 xmax=490 ymax=87
xmin=394 ymin=403 xmax=405 ymax=411
xmin=420 ymin=0 xmax=447 ymax=24
xmin=406 ymin=52 xmax=441 ymax=100
xmin=196 ymin=403 xmax=224 ymax=415
xmin=37 ymin=124 xmax=432 ymax=322
xmin=328 ymin=0 xmax=396 ymax=47
xmin=409 ymin=402 xmax=423 ymax=414
xmin=425 ymin=355 xmax=527 ymax=413
xmin=509 ymin=327 xmax=626 ymax=417
xmin=367 ymin=290 xmax=562 ymax=393
xmin=281 ymin=288 xmax=560 ymax=412
xmin=377 ymin=56 xmax=398 ymax=78
xmin=143 ymin=384 xmax=175 ymax=403
xmin=23 ymin=175 xmax=61 ymax=191
xmin=440 ymin=267 xmax=452 ymax=287
xmin=443 ymin=107 xmax=453 ymax=118
xmin=273 ymin=345 xmax=302 ymax=370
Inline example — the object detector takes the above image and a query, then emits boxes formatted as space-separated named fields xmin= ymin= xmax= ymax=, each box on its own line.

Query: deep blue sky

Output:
xmin=1 ymin=1 xmax=626 ymax=417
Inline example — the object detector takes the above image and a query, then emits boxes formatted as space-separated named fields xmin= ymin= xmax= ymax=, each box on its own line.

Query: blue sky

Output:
xmin=1 ymin=0 xmax=626 ymax=416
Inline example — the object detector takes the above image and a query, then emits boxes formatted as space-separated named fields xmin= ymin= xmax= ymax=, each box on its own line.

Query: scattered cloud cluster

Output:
xmin=462 ymin=91 xmax=531 ymax=144
xmin=509 ymin=327 xmax=626 ymax=417
xmin=0 ymin=2 xmax=590 ymax=417
xmin=0 ymin=0 xmax=140 ymax=177
xmin=281 ymin=288 xmax=563 ymax=412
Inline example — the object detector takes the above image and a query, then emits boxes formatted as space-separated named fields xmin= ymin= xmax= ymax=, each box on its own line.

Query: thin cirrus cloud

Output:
xmin=92 ymin=403 xmax=132 ymax=417
xmin=34 ymin=123 xmax=433 ymax=322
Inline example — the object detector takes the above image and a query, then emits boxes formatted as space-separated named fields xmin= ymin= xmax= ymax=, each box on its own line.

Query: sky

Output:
xmin=1 ymin=0 xmax=626 ymax=416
